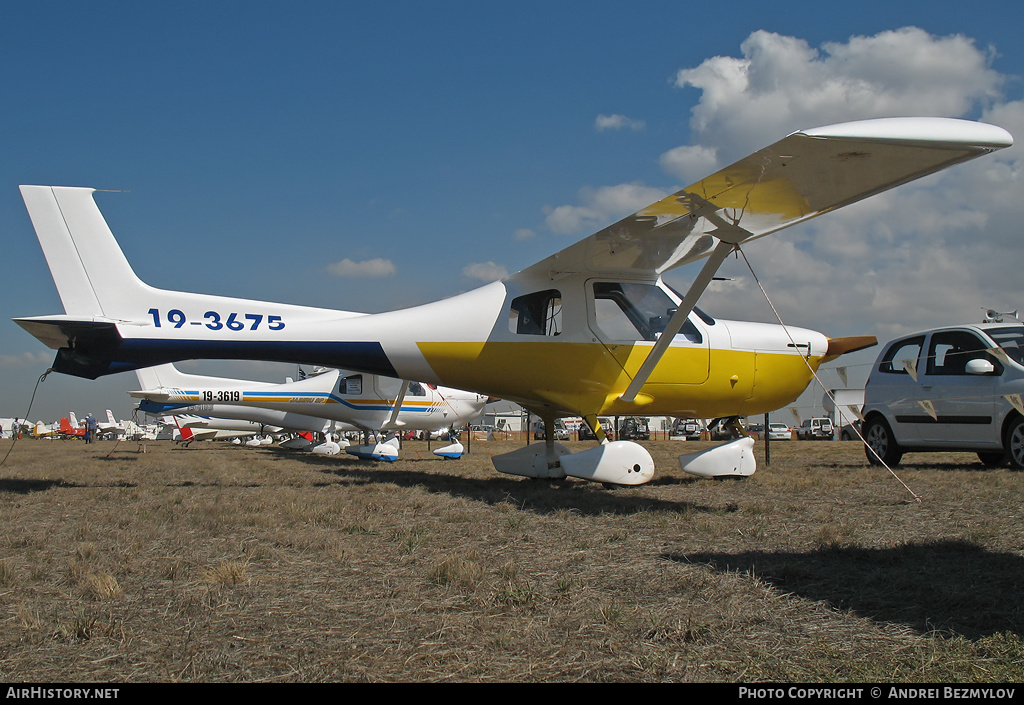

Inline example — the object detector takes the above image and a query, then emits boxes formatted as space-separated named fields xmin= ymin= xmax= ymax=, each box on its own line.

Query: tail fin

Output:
xmin=69 ymin=411 xmax=79 ymax=427
xmin=59 ymin=417 xmax=73 ymax=434
xmin=134 ymin=364 xmax=170 ymax=391
xmin=171 ymin=415 xmax=195 ymax=441
xmin=106 ymin=410 xmax=117 ymax=426
xmin=19 ymin=186 xmax=148 ymax=318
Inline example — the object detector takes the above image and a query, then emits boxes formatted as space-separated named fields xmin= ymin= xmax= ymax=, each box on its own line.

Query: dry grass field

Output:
xmin=0 ymin=435 xmax=1022 ymax=683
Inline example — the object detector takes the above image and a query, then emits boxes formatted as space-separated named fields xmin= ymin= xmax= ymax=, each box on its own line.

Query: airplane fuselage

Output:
xmin=121 ymin=277 xmax=825 ymax=421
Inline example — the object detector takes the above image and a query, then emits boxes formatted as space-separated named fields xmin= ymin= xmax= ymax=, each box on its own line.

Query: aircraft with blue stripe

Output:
xmin=131 ymin=363 xmax=489 ymax=460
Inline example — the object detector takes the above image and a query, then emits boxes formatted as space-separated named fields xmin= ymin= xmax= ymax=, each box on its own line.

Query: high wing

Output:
xmin=514 ymin=118 xmax=1012 ymax=281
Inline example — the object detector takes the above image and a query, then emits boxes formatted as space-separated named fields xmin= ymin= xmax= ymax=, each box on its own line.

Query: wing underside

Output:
xmin=515 ymin=118 xmax=1012 ymax=281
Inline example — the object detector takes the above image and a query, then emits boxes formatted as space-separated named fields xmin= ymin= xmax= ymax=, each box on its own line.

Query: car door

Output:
xmin=587 ymin=280 xmax=710 ymax=386
xmin=917 ymin=329 xmax=1001 ymax=447
xmin=869 ymin=335 xmax=927 ymax=445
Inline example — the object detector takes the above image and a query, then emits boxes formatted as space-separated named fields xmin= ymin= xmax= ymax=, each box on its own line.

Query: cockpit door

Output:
xmin=586 ymin=280 xmax=710 ymax=385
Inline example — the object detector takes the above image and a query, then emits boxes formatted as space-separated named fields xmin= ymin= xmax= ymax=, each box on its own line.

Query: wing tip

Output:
xmin=798 ymin=117 xmax=1013 ymax=150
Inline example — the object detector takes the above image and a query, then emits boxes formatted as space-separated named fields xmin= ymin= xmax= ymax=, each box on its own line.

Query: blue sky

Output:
xmin=2 ymin=1 xmax=1023 ymax=424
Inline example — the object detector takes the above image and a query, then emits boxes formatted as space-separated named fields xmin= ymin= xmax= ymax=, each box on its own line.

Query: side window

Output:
xmin=376 ymin=376 xmax=406 ymax=398
xmin=509 ymin=290 xmax=561 ymax=336
xmin=878 ymin=336 xmax=924 ymax=375
xmin=592 ymin=282 xmax=701 ymax=343
xmin=408 ymin=381 xmax=426 ymax=397
xmin=926 ymin=331 xmax=1000 ymax=376
xmin=339 ymin=374 xmax=363 ymax=395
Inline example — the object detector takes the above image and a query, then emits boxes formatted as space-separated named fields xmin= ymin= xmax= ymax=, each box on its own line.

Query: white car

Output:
xmin=861 ymin=323 xmax=1024 ymax=468
xmin=767 ymin=423 xmax=792 ymax=441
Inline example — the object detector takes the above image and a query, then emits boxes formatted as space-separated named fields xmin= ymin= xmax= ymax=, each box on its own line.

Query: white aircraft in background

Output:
xmin=14 ymin=118 xmax=1012 ymax=484
xmin=131 ymin=363 xmax=488 ymax=459
xmin=96 ymin=409 xmax=125 ymax=438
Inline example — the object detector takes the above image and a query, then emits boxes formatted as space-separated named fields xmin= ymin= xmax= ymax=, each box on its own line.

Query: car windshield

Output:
xmin=986 ymin=326 xmax=1024 ymax=365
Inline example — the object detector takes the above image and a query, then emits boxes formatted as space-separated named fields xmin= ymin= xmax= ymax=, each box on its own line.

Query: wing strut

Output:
xmin=381 ymin=380 xmax=410 ymax=430
xmin=619 ymin=239 xmax=734 ymax=404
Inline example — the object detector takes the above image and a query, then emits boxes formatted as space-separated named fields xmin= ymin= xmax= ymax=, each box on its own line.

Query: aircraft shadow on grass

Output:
xmin=0 ymin=478 xmax=85 ymax=494
xmin=669 ymin=541 xmax=1024 ymax=640
xmin=272 ymin=448 xmax=721 ymax=517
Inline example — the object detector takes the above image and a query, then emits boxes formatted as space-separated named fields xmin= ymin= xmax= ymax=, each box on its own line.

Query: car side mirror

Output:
xmin=966 ymin=358 xmax=995 ymax=375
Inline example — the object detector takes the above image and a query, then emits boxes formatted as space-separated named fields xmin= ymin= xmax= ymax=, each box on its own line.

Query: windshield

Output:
xmin=663 ymin=282 xmax=716 ymax=325
xmin=593 ymin=282 xmax=703 ymax=342
xmin=986 ymin=326 xmax=1024 ymax=365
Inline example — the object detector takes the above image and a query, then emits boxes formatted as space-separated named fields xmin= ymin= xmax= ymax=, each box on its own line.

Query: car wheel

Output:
xmin=1005 ymin=417 xmax=1024 ymax=470
xmin=863 ymin=416 xmax=903 ymax=467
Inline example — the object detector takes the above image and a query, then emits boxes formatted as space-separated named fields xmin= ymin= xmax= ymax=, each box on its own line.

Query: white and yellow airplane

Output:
xmin=131 ymin=363 xmax=489 ymax=459
xmin=13 ymin=117 xmax=1012 ymax=484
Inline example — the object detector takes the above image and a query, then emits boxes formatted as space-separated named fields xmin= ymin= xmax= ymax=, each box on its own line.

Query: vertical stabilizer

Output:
xmin=135 ymin=364 xmax=175 ymax=391
xmin=20 ymin=186 xmax=148 ymax=318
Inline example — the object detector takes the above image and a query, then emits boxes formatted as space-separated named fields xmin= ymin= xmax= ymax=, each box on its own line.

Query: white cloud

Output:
xmin=596 ymin=114 xmax=645 ymax=132
xmin=544 ymin=183 xmax=670 ymax=235
xmin=326 ymin=257 xmax=396 ymax=278
xmin=659 ymin=144 xmax=718 ymax=185
xmin=675 ymin=27 xmax=1004 ymax=160
xmin=514 ymin=228 xmax=536 ymax=241
xmin=463 ymin=261 xmax=508 ymax=282
xmin=0 ymin=350 xmax=52 ymax=368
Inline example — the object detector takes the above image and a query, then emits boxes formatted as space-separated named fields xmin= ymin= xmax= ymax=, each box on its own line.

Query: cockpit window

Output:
xmin=592 ymin=282 xmax=701 ymax=343
xmin=509 ymin=290 xmax=562 ymax=336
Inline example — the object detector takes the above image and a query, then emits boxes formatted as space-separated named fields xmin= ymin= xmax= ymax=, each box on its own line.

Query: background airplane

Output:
xmin=13 ymin=117 xmax=1013 ymax=484
xmin=96 ymin=410 xmax=125 ymax=439
xmin=131 ymin=363 xmax=488 ymax=459
xmin=58 ymin=416 xmax=85 ymax=439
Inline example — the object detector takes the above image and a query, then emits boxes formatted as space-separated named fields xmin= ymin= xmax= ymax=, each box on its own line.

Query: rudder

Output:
xmin=20 ymin=186 xmax=149 ymax=318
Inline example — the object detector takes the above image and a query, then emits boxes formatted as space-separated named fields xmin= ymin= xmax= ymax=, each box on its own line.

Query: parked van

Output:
xmin=617 ymin=417 xmax=650 ymax=441
xmin=671 ymin=418 xmax=704 ymax=441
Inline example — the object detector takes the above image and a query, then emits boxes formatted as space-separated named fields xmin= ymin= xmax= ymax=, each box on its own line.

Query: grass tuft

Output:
xmin=203 ymin=560 xmax=249 ymax=587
